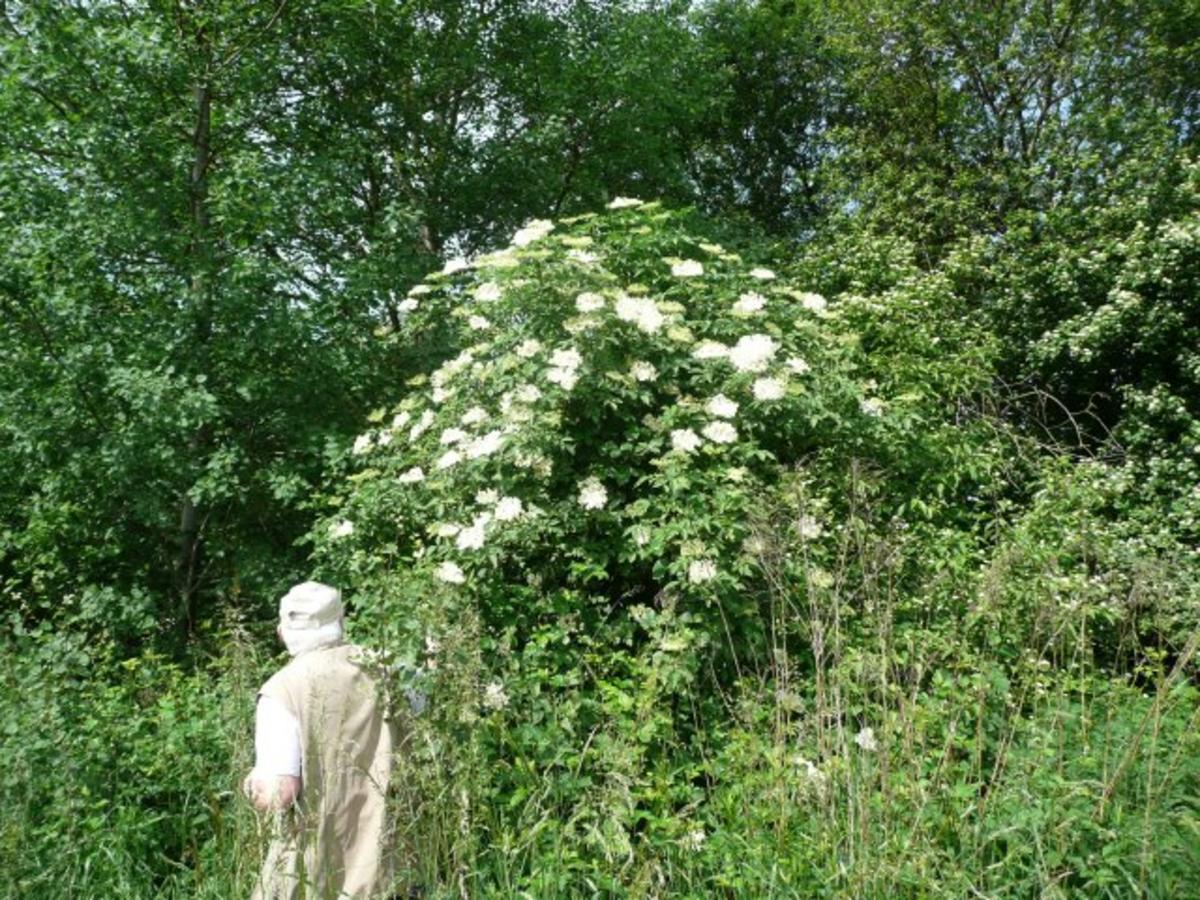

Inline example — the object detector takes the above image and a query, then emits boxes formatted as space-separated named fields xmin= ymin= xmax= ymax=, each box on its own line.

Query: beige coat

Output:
xmin=252 ymin=643 xmax=396 ymax=899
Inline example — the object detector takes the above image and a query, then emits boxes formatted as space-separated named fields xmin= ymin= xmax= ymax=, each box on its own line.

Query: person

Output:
xmin=243 ymin=581 xmax=396 ymax=899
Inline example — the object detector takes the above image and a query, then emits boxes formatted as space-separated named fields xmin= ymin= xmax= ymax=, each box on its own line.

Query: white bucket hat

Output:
xmin=278 ymin=581 xmax=344 ymax=655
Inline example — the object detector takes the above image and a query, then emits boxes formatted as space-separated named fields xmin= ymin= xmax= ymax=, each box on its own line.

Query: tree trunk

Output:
xmin=176 ymin=79 xmax=213 ymax=638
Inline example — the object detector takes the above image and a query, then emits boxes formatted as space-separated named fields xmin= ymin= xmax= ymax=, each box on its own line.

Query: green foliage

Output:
xmin=2 ymin=1 xmax=1199 ymax=896
xmin=0 ymin=619 xmax=269 ymax=898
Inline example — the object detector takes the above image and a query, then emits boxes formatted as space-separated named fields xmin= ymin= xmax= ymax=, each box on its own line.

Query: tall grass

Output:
xmin=2 ymin=472 xmax=1196 ymax=898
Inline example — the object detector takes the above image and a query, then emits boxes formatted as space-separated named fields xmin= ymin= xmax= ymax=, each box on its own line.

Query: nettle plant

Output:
xmin=316 ymin=200 xmax=888 ymax=739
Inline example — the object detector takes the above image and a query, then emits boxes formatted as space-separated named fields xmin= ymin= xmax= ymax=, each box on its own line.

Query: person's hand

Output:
xmin=242 ymin=770 xmax=301 ymax=812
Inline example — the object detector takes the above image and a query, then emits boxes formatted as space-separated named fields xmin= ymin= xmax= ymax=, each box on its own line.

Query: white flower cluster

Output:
xmin=511 ymin=218 xmax=554 ymax=247
xmin=575 ymin=291 xmax=605 ymax=313
xmin=671 ymin=259 xmax=704 ymax=278
xmin=474 ymin=281 xmax=503 ymax=303
xmin=702 ymin=421 xmax=737 ymax=444
xmin=853 ymin=726 xmax=878 ymax=752
xmin=797 ymin=292 xmax=827 ymax=313
xmin=456 ymin=512 xmax=490 ymax=551
xmin=752 ymin=377 xmax=785 ymax=401
xmin=483 ymin=681 xmax=509 ymax=710
xmin=671 ymin=428 xmax=702 ymax=453
xmin=546 ymin=346 xmax=583 ymax=391
xmin=732 ymin=292 xmax=766 ymax=315
xmin=692 ymin=340 xmax=728 ymax=360
xmin=461 ymin=406 xmax=489 ymax=426
xmin=706 ymin=394 xmax=738 ymax=418
xmin=728 ymin=334 xmax=778 ymax=373
xmin=436 ymin=560 xmax=465 ymax=584
xmin=688 ymin=559 xmax=717 ymax=583
xmin=409 ymin=410 xmax=434 ymax=440
xmin=516 ymin=338 xmax=541 ymax=358
xmin=615 ymin=293 xmax=664 ymax=334
xmin=578 ymin=476 xmax=608 ymax=510
xmin=629 ymin=361 xmax=658 ymax=382
xmin=607 ymin=196 xmax=643 ymax=209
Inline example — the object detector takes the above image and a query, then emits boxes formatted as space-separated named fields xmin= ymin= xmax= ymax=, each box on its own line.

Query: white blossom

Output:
xmin=630 ymin=361 xmax=658 ymax=382
xmin=409 ymin=410 xmax=434 ymax=440
xmin=671 ymin=259 xmax=704 ymax=278
xmin=407 ymin=284 xmax=433 ymax=296
xmin=468 ymin=315 xmax=490 ymax=331
xmin=398 ymin=466 xmax=425 ymax=484
xmin=671 ymin=428 xmax=702 ymax=453
xmin=511 ymin=218 xmax=554 ymax=247
xmin=516 ymin=383 xmax=542 ymax=404
xmin=798 ymin=292 xmax=828 ymax=313
xmin=432 ymin=386 xmax=453 ymax=404
xmin=392 ymin=410 xmax=411 ymax=430
xmin=575 ymin=292 xmax=605 ymax=313
xmin=377 ymin=431 xmax=393 ymax=447
xmin=567 ymin=249 xmax=599 ymax=265
xmin=702 ymin=421 xmax=738 ymax=444
xmin=456 ymin=518 xmax=487 ymax=551
xmin=436 ymin=450 xmax=462 ymax=469
xmin=786 ymin=356 xmax=811 ymax=375
xmin=352 ymin=433 xmax=374 ymax=455
xmin=516 ymin=338 xmax=542 ymax=358
xmin=681 ymin=829 xmax=706 ymax=852
xmin=494 ymin=496 xmax=524 ymax=521
xmin=466 ymin=429 xmax=505 ymax=458
xmin=398 ymin=297 xmax=419 ymax=313
xmin=733 ymin=292 xmax=767 ymax=315
xmin=729 ymin=334 xmax=778 ymax=373
xmin=692 ymin=340 xmax=729 ymax=360
xmin=706 ymin=394 xmax=739 ymax=418
xmin=688 ymin=559 xmax=717 ymax=583
xmin=436 ymin=561 xmax=465 ymax=584
xmin=607 ymin=196 xmax=643 ymax=209
xmin=749 ymin=267 xmax=776 ymax=280
xmin=792 ymin=756 xmax=828 ymax=787
xmin=473 ymin=281 xmax=503 ymax=303
xmin=546 ymin=367 xmax=579 ymax=390
xmin=441 ymin=427 xmax=469 ymax=445
xmin=632 ymin=525 xmax=651 ymax=547
xmin=330 ymin=519 xmax=355 ymax=539
xmin=578 ymin=476 xmax=608 ymax=510
xmin=461 ymin=406 xmax=489 ymax=426
xmin=551 ymin=347 xmax=583 ymax=369
xmin=482 ymin=681 xmax=509 ymax=710
xmin=475 ymin=488 xmax=500 ymax=506
xmin=795 ymin=515 xmax=823 ymax=540
xmin=853 ymin=726 xmax=878 ymax=752
xmin=860 ymin=397 xmax=885 ymax=416
xmin=752 ymin=377 xmax=786 ymax=401
xmin=434 ymin=523 xmax=461 ymax=538
xmin=614 ymin=293 xmax=664 ymax=334
xmin=440 ymin=257 xmax=469 ymax=276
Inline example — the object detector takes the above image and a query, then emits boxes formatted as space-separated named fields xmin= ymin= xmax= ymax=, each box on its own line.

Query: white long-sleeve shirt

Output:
xmin=253 ymin=694 xmax=302 ymax=777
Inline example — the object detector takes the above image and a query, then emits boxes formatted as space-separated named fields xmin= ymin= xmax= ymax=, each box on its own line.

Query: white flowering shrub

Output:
xmin=311 ymin=201 xmax=1010 ymax=881
xmin=316 ymin=202 xmax=887 ymax=666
